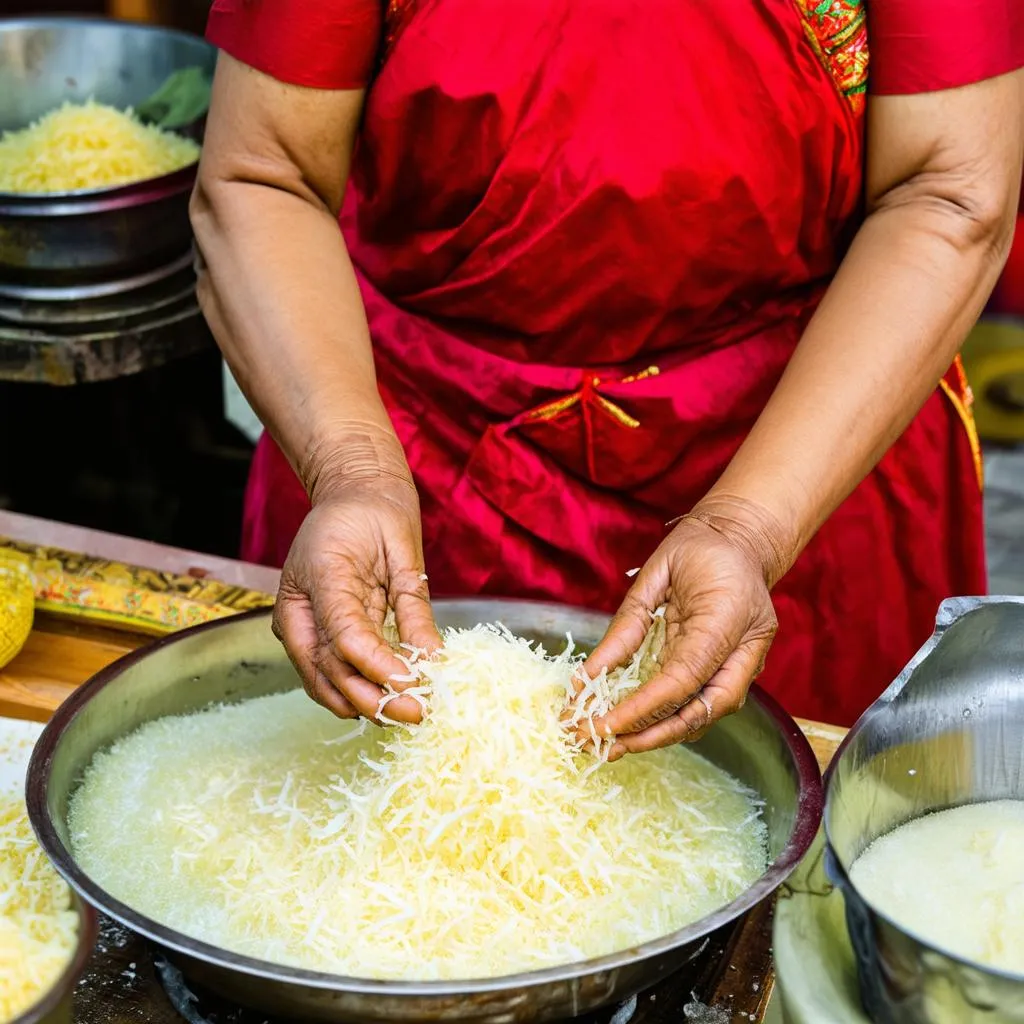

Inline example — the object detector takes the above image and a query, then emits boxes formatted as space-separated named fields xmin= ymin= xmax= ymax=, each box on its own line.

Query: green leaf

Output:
xmin=136 ymin=67 xmax=212 ymax=130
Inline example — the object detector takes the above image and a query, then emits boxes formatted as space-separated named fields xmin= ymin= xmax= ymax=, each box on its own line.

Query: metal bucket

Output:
xmin=0 ymin=17 xmax=215 ymax=287
xmin=825 ymin=597 xmax=1024 ymax=1024
xmin=27 ymin=599 xmax=822 ymax=1022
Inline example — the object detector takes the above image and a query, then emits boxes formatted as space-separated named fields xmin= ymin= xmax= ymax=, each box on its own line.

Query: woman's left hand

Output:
xmin=583 ymin=497 xmax=791 ymax=760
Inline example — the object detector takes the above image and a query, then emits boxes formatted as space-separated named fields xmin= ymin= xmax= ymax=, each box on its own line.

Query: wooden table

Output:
xmin=0 ymin=517 xmax=846 ymax=1022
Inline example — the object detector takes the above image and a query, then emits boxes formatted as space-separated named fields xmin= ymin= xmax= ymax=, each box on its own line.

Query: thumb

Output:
xmin=582 ymin=586 xmax=660 ymax=689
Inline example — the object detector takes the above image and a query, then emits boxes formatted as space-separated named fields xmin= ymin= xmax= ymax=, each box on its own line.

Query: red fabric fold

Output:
xmin=206 ymin=0 xmax=381 ymax=89
xmin=869 ymin=0 xmax=1024 ymax=94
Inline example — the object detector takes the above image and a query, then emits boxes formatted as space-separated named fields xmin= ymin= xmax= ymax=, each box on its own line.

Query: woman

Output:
xmin=194 ymin=0 xmax=1024 ymax=753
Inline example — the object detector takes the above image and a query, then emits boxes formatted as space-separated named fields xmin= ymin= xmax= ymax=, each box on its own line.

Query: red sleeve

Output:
xmin=206 ymin=0 xmax=382 ymax=90
xmin=869 ymin=0 xmax=1024 ymax=95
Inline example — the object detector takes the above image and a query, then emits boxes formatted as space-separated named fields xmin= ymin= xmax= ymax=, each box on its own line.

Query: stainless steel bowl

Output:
xmin=825 ymin=597 xmax=1024 ymax=1024
xmin=13 ymin=892 xmax=96 ymax=1024
xmin=27 ymin=600 xmax=822 ymax=1023
xmin=0 ymin=18 xmax=215 ymax=286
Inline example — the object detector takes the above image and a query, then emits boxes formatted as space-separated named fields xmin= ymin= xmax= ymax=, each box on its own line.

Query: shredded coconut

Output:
xmin=69 ymin=621 xmax=766 ymax=981
xmin=0 ymin=793 xmax=79 ymax=1022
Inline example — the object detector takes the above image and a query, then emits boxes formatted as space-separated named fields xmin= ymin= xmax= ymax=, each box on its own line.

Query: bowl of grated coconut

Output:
xmin=26 ymin=599 xmax=822 ymax=1023
xmin=1 ymin=718 xmax=96 ymax=1024
xmin=0 ymin=17 xmax=215 ymax=288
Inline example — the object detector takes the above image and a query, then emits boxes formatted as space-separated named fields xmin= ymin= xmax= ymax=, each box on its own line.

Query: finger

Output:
xmin=607 ymin=637 xmax=769 ymax=758
xmin=306 ymin=664 xmax=361 ymax=719
xmin=272 ymin=590 xmax=320 ymax=689
xmin=274 ymin=593 xmax=360 ymax=718
xmin=390 ymin=571 xmax=441 ymax=656
xmin=316 ymin=643 xmax=424 ymax=724
xmin=580 ymin=588 xmax=659 ymax=693
xmin=313 ymin=584 xmax=417 ymax=689
xmin=596 ymin=611 xmax=740 ymax=736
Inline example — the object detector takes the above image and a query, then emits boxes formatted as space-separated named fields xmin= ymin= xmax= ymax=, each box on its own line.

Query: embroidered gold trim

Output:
xmin=594 ymin=395 xmax=641 ymax=430
xmin=794 ymin=0 xmax=870 ymax=112
xmin=939 ymin=355 xmax=984 ymax=492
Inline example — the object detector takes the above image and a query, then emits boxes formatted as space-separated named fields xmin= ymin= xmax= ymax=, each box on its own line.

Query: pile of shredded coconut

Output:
xmin=0 ymin=793 xmax=79 ymax=1022
xmin=68 ymin=621 xmax=767 ymax=981
xmin=0 ymin=100 xmax=199 ymax=194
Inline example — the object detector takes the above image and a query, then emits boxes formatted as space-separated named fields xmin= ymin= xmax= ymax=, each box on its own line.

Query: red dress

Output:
xmin=207 ymin=0 xmax=1023 ymax=726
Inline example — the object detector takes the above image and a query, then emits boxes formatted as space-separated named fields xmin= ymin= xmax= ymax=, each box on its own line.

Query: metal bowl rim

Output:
xmin=28 ymin=602 xmax=823 ymax=997
xmin=823 ymin=698 xmax=1024 ymax=985
xmin=12 ymin=890 xmax=98 ymax=1024
xmin=0 ymin=16 xmax=209 ymax=203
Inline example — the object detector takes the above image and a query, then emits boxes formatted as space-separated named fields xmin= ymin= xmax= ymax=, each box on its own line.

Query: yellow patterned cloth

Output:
xmin=0 ymin=539 xmax=273 ymax=639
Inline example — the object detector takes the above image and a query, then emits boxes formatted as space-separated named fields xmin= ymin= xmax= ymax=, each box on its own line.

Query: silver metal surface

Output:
xmin=825 ymin=596 xmax=1024 ymax=1024
xmin=27 ymin=600 xmax=822 ymax=1023
xmin=14 ymin=892 xmax=97 ymax=1024
xmin=0 ymin=18 xmax=214 ymax=286
xmin=0 ymin=252 xmax=194 ymax=305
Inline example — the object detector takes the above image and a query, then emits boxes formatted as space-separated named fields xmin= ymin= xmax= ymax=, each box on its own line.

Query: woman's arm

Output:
xmin=192 ymin=54 xmax=437 ymax=722
xmin=193 ymin=54 xmax=389 ymax=499
xmin=590 ymin=70 xmax=1024 ymax=753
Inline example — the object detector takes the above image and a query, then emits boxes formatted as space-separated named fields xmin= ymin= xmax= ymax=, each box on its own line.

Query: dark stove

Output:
xmin=71 ymin=912 xmax=774 ymax=1024
xmin=0 ymin=245 xmax=254 ymax=558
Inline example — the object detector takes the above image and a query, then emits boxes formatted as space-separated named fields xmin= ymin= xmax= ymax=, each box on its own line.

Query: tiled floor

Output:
xmin=984 ymin=446 xmax=1024 ymax=595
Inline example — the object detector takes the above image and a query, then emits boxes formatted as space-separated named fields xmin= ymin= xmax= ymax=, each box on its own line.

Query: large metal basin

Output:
xmin=0 ymin=18 xmax=215 ymax=286
xmin=27 ymin=600 xmax=822 ymax=1022
xmin=825 ymin=597 xmax=1024 ymax=1023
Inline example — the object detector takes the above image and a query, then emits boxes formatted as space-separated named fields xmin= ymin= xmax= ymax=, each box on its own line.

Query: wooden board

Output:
xmin=0 ymin=614 xmax=146 ymax=722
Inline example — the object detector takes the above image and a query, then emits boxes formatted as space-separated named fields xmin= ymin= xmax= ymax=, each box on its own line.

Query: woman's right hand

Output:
xmin=272 ymin=466 xmax=441 ymax=725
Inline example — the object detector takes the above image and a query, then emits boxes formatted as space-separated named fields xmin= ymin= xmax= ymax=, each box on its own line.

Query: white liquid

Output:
xmin=850 ymin=799 xmax=1024 ymax=973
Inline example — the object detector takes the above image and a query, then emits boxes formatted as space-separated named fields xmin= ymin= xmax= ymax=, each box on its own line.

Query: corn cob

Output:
xmin=0 ymin=553 xmax=34 ymax=669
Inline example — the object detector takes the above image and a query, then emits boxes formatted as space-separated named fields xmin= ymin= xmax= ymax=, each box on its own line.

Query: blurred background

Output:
xmin=3 ymin=1 xmax=1024 ymax=591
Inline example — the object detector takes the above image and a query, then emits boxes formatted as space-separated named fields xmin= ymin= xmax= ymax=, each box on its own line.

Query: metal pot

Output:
xmin=13 ymin=892 xmax=96 ymax=1024
xmin=27 ymin=600 xmax=822 ymax=1023
xmin=825 ymin=597 xmax=1024 ymax=1024
xmin=0 ymin=18 xmax=215 ymax=287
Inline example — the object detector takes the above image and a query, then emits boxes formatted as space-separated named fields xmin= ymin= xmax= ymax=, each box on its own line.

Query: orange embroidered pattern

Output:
xmin=796 ymin=0 xmax=870 ymax=113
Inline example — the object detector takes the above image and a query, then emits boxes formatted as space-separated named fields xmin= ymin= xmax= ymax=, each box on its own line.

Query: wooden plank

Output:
xmin=106 ymin=0 xmax=163 ymax=22
xmin=799 ymin=718 xmax=848 ymax=772
xmin=0 ymin=615 xmax=144 ymax=723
